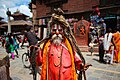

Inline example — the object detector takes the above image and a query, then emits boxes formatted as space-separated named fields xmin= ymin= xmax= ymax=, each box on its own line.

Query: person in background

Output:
xmin=100 ymin=19 xmax=106 ymax=36
xmin=12 ymin=34 xmax=19 ymax=58
xmin=5 ymin=33 xmax=15 ymax=59
xmin=2 ymin=36 xmax=6 ymax=48
xmin=21 ymin=27 xmax=40 ymax=47
xmin=98 ymin=37 xmax=105 ymax=63
xmin=21 ymin=27 xmax=40 ymax=77
xmin=113 ymin=26 xmax=120 ymax=63
xmin=103 ymin=28 xmax=114 ymax=64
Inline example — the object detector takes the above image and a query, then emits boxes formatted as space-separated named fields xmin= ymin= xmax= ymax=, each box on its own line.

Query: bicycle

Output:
xmin=22 ymin=46 xmax=31 ymax=68
xmin=22 ymin=45 xmax=38 ymax=80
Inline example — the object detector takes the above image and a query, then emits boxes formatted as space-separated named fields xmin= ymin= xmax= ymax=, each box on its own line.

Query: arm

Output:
xmin=36 ymin=48 xmax=43 ymax=67
xmin=75 ymin=52 xmax=92 ymax=70
xmin=75 ymin=52 xmax=92 ymax=80
xmin=21 ymin=33 xmax=27 ymax=47
xmin=111 ymin=35 xmax=116 ymax=49
xmin=21 ymin=36 xmax=25 ymax=47
xmin=75 ymin=52 xmax=82 ymax=70
xmin=36 ymin=35 xmax=40 ymax=41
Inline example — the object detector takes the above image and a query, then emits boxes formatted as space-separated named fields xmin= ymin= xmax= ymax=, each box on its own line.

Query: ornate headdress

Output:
xmin=49 ymin=8 xmax=76 ymax=41
xmin=49 ymin=8 xmax=70 ymax=29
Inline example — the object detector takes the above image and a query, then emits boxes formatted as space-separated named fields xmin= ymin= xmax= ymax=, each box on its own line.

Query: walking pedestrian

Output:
xmin=5 ymin=33 xmax=15 ymax=59
xmin=113 ymin=26 xmax=120 ymax=63
xmin=12 ymin=34 xmax=19 ymax=58
xmin=103 ymin=28 xmax=114 ymax=64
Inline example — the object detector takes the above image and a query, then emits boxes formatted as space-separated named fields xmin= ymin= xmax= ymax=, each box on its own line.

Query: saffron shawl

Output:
xmin=41 ymin=38 xmax=77 ymax=80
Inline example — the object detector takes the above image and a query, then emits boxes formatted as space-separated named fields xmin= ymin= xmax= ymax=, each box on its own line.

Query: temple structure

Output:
xmin=0 ymin=16 xmax=6 ymax=35
xmin=1 ymin=10 xmax=32 ymax=33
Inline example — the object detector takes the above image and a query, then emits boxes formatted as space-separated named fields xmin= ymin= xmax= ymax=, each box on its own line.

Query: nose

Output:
xmin=56 ymin=29 xmax=59 ymax=34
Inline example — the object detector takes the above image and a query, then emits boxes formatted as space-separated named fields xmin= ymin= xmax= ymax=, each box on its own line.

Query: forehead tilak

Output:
xmin=52 ymin=24 xmax=63 ymax=29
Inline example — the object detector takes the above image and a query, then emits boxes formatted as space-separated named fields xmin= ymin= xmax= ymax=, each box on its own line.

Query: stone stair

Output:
xmin=79 ymin=46 xmax=99 ymax=52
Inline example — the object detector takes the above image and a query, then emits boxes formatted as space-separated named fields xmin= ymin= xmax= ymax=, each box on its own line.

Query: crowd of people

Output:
xmin=98 ymin=26 xmax=120 ymax=64
xmin=0 ymin=33 xmax=20 ymax=59
xmin=0 ymin=27 xmax=40 ymax=60
xmin=88 ymin=17 xmax=120 ymax=65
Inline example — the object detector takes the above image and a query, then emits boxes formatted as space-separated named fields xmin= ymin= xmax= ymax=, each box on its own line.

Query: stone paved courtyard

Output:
xmin=0 ymin=46 xmax=120 ymax=80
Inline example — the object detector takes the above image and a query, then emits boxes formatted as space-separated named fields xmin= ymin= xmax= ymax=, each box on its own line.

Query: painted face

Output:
xmin=51 ymin=24 xmax=64 ymax=45
xmin=51 ymin=24 xmax=63 ymax=35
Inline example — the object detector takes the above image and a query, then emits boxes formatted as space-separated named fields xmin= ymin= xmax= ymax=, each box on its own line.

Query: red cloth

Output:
xmin=36 ymin=43 xmax=82 ymax=80
xmin=114 ymin=49 xmax=118 ymax=62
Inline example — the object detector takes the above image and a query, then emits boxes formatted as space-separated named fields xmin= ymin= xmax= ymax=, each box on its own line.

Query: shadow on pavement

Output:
xmin=93 ymin=54 xmax=99 ymax=56
xmin=92 ymin=58 xmax=106 ymax=64
xmin=86 ymin=53 xmax=99 ymax=56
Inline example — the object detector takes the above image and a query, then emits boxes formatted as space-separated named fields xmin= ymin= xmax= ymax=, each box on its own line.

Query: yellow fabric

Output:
xmin=41 ymin=40 xmax=50 ymax=80
xmin=113 ymin=32 xmax=120 ymax=62
xmin=65 ymin=38 xmax=77 ymax=80
xmin=41 ymin=38 xmax=77 ymax=80
xmin=118 ymin=51 xmax=120 ymax=62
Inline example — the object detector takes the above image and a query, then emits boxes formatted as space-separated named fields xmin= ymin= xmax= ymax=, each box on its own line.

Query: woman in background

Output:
xmin=5 ymin=33 xmax=15 ymax=59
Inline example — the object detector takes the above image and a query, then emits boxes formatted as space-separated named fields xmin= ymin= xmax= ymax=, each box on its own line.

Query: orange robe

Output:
xmin=113 ymin=32 xmax=120 ymax=62
xmin=37 ymin=38 xmax=82 ymax=80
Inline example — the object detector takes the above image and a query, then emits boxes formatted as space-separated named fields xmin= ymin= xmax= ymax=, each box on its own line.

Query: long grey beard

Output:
xmin=52 ymin=34 xmax=63 ymax=46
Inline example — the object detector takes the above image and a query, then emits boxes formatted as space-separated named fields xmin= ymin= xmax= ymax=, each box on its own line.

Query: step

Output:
xmin=78 ymin=46 xmax=99 ymax=52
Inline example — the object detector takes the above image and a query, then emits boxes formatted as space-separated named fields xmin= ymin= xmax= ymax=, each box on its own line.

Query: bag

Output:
xmin=5 ymin=41 xmax=11 ymax=53
xmin=5 ymin=41 xmax=10 ymax=48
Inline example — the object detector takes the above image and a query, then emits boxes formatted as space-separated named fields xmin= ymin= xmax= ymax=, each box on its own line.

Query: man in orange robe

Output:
xmin=37 ymin=24 xmax=83 ymax=80
xmin=36 ymin=8 xmax=90 ymax=80
xmin=113 ymin=26 xmax=120 ymax=62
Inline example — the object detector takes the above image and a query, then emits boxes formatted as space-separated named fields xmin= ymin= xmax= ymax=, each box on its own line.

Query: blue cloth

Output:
xmin=12 ymin=38 xmax=19 ymax=50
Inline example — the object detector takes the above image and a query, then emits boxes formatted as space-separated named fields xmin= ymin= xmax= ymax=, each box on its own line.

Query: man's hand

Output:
xmin=81 ymin=63 xmax=92 ymax=71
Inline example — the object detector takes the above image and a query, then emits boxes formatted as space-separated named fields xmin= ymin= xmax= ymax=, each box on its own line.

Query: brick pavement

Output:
xmin=83 ymin=52 xmax=120 ymax=80
xmin=0 ymin=47 xmax=120 ymax=80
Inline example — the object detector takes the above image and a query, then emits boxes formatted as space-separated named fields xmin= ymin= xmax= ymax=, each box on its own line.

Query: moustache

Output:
xmin=51 ymin=34 xmax=63 ymax=45
xmin=52 ymin=34 xmax=63 ymax=40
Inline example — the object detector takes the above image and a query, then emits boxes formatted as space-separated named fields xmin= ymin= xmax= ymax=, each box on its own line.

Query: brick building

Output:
xmin=31 ymin=0 xmax=120 ymax=49
xmin=32 ymin=0 xmax=120 ymax=21
xmin=31 ymin=0 xmax=120 ymax=34
xmin=36 ymin=0 xmax=99 ymax=19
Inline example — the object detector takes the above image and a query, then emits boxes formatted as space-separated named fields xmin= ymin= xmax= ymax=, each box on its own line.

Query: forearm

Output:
xmin=36 ymin=49 xmax=43 ymax=66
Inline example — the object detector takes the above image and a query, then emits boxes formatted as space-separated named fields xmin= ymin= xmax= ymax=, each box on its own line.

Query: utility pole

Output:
xmin=6 ymin=8 xmax=11 ymax=34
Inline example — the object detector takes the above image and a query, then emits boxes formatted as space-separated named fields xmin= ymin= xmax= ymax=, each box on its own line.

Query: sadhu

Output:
xmin=36 ymin=8 xmax=91 ymax=80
